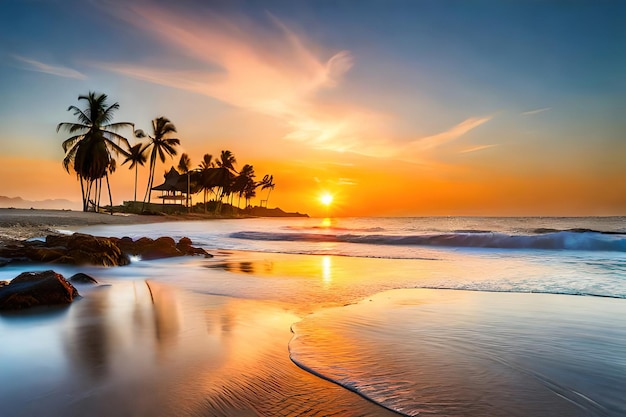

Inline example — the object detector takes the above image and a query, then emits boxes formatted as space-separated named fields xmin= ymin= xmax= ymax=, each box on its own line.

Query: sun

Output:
xmin=320 ymin=193 xmax=334 ymax=206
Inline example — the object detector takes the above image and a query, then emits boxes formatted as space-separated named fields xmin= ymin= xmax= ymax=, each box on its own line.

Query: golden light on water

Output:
xmin=322 ymin=256 xmax=332 ymax=283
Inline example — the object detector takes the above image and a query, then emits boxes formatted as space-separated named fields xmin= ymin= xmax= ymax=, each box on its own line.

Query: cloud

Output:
xmin=14 ymin=55 xmax=86 ymax=79
xmin=91 ymin=3 xmax=401 ymax=158
xmin=408 ymin=116 xmax=492 ymax=152
xmin=459 ymin=144 xmax=498 ymax=154
xmin=522 ymin=107 xmax=551 ymax=116
xmin=337 ymin=178 xmax=357 ymax=185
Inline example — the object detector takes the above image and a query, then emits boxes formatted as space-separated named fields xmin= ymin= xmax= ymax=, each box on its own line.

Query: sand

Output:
xmin=0 ymin=208 xmax=166 ymax=243
xmin=0 ymin=208 xmax=399 ymax=416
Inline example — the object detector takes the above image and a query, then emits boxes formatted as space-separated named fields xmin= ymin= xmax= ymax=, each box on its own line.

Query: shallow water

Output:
xmin=291 ymin=289 xmax=626 ymax=416
xmin=0 ymin=280 xmax=395 ymax=417
xmin=2 ymin=217 xmax=625 ymax=416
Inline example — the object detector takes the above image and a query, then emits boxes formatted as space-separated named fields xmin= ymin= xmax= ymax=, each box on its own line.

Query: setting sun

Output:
xmin=320 ymin=193 xmax=334 ymax=206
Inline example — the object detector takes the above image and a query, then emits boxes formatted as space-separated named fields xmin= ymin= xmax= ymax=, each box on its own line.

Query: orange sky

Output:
xmin=1 ymin=1 xmax=625 ymax=217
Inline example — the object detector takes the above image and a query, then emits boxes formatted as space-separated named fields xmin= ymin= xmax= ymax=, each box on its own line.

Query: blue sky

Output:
xmin=0 ymin=0 xmax=624 ymax=215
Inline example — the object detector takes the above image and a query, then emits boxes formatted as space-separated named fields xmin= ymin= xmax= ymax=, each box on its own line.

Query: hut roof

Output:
xmin=152 ymin=167 xmax=202 ymax=194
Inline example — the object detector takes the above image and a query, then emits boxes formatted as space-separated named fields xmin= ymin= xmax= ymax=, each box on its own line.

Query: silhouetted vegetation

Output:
xmin=59 ymin=92 xmax=277 ymax=215
xmin=58 ymin=92 xmax=132 ymax=212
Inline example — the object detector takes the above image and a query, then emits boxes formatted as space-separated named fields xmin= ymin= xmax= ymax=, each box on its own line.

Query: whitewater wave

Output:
xmin=230 ymin=230 xmax=626 ymax=252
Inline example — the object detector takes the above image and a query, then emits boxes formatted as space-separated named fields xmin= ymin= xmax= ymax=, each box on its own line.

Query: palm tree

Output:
xmin=135 ymin=117 xmax=180 ymax=210
xmin=260 ymin=174 xmax=275 ymax=208
xmin=197 ymin=154 xmax=216 ymax=212
xmin=214 ymin=150 xmax=237 ymax=212
xmin=177 ymin=153 xmax=191 ymax=209
xmin=121 ymin=143 xmax=147 ymax=204
xmin=58 ymin=91 xmax=132 ymax=212
xmin=233 ymin=164 xmax=255 ymax=209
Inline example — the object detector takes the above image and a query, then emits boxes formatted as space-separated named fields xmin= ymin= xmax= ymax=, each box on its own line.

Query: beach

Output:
xmin=1 ymin=211 xmax=625 ymax=416
xmin=0 ymin=208 xmax=165 ymax=244
xmin=0 ymin=209 xmax=399 ymax=416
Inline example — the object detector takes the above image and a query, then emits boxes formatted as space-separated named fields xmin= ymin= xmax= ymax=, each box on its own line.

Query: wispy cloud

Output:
xmin=407 ymin=116 xmax=492 ymax=152
xmin=90 ymin=3 xmax=401 ymax=158
xmin=14 ymin=55 xmax=86 ymax=79
xmin=337 ymin=178 xmax=358 ymax=185
xmin=459 ymin=144 xmax=498 ymax=154
xmin=522 ymin=107 xmax=551 ymax=116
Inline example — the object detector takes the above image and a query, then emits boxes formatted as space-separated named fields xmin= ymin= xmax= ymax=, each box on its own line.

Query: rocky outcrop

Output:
xmin=69 ymin=273 xmax=98 ymax=284
xmin=0 ymin=270 xmax=79 ymax=310
xmin=0 ymin=234 xmax=211 ymax=267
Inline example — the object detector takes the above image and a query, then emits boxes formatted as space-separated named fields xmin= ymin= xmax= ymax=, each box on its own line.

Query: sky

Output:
xmin=0 ymin=0 xmax=624 ymax=217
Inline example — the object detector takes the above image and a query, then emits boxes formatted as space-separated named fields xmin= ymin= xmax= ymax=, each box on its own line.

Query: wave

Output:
xmin=283 ymin=225 xmax=386 ymax=233
xmin=230 ymin=230 xmax=626 ymax=252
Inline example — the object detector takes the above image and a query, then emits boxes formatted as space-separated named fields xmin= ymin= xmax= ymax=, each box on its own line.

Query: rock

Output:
xmin=0 ymin=233 xmax=211 ymax=266
xmin=0 ymin=270 xmax=79 ymax=310
xmin=0 ymin=280 xmax=8 ymax=287
xmin=69 ymin=273 xmax=98 ymax=284
xmin=136 ymin=236 xmax=182 ymax=260
xmin=176 ymin=237 xmax=211 ymax=257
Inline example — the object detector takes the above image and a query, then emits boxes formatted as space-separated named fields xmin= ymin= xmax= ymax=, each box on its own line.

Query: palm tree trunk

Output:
xmin=86 ymin=180 xmax=93 ymax=211
xmin=80 ymin=176 xmax=87 ymax=212
xmin=266 ymin=188 xmax=273 ymax=207
xmin=142 ymin=158 xmax=156 ymax=212
xmin=134 ymin=164 xmax=138 ymax=202
xmin=96 ymin=178 xmax=102 ymax=212
xmin=106 ymin=172 xmax=113 ymax=215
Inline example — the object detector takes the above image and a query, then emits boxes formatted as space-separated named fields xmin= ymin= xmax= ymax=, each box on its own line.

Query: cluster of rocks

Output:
xmin=0 ymin=233 xmax=211 ymax=267
xmin=0 ymin=270 xmax=81 ymax=310
xmin=0 ymin=234 xmax=212 ymax=310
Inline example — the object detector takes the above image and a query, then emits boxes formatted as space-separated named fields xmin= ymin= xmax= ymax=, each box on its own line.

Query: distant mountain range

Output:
xmin=0 ymin=196 xmax=79 ymax=210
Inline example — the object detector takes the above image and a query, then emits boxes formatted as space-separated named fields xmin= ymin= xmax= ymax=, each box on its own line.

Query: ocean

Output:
xmin=1 ymin=216 xmax=625 ymax=416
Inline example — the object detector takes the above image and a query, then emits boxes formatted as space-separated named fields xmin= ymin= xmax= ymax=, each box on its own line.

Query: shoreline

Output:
xmin=0 ymin=208 xmax=276 ymax=245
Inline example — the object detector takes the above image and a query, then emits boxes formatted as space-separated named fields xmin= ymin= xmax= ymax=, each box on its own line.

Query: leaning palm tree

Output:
xmin=177 ymin=153 xmax=191 ymax=209
xmin=58 ymin=92 xmax=132 ymax=212
xmin=135 ymin=117 xmax=180 ymax=210
xmin=121 ymin=143 xmax=147 ymax=204
xmin=260 ymin=174 xmax=275 ymax=208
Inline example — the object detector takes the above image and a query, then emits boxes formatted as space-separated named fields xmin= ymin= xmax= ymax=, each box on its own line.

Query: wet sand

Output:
xmin=0 ymin=280 xmax=398 ymax=417
xmin=0 ymin=209 xmax=400 ymax=416
xmin=0 ymin=208 xmax=165 ymax=243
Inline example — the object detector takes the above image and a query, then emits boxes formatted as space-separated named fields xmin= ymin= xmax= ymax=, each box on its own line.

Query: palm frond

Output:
xmin=103 ymin=137 xmax=131 ymax=157
xmin=66 ymin=105 xmax=92 ymax=126
xmin=104 ymin=121 xmax=134 ymax=131
xmin=103 ymin=130 xmax=131 ymax=150
xmin=62 ymin=134 xmax=85 ymax=153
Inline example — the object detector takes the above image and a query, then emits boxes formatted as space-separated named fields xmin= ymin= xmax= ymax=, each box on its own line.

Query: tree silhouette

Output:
xmin=233 ymin=164 xmax=255 ymax=209
xmin=58 ymin=92 xmax=132 ymax=212
xmin=177 ymin=153 xmax=191 ymax=208
xmin=121 ymin=143 xmax=147 ymax=204
xmin=260 ymin=174 xmax=275 ymax=208
xmin=135 ymin=117 xmax=180 ymax=211
xmin=214 ymin=150 xmax=237 ymax=212
xmin=197 ymin=154 xmax=216 ymax=213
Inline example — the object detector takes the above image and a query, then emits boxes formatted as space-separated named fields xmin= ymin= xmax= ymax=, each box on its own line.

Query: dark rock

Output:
xmin=0 ymin=280 xmax=8 ymax=287
xmin=137 ymin=236 xmax=182 ymax=260
xmin=69 ymin=273 xmax=98 ymax=284
xmin=25 ymin=247 xmax=65 ymax=263
xmin=176 ymin=237 xmax=211 ymax=257
xmin=0 ymin=270 xmax=79 ymax=310
xmin=57 ymin=234 xmax=130 ymax=266
xmin=178 ymin=236 xmax=193 ymax=247
xmin=0 ymin=233 xmax=211 ymax=266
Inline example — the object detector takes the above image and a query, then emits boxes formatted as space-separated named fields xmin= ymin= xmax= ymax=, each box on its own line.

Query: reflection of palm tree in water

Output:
xmin=145 ymin=281 xmax=180 ymax=351
xmin=64 ymin=285 xmax=111 ymax=380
